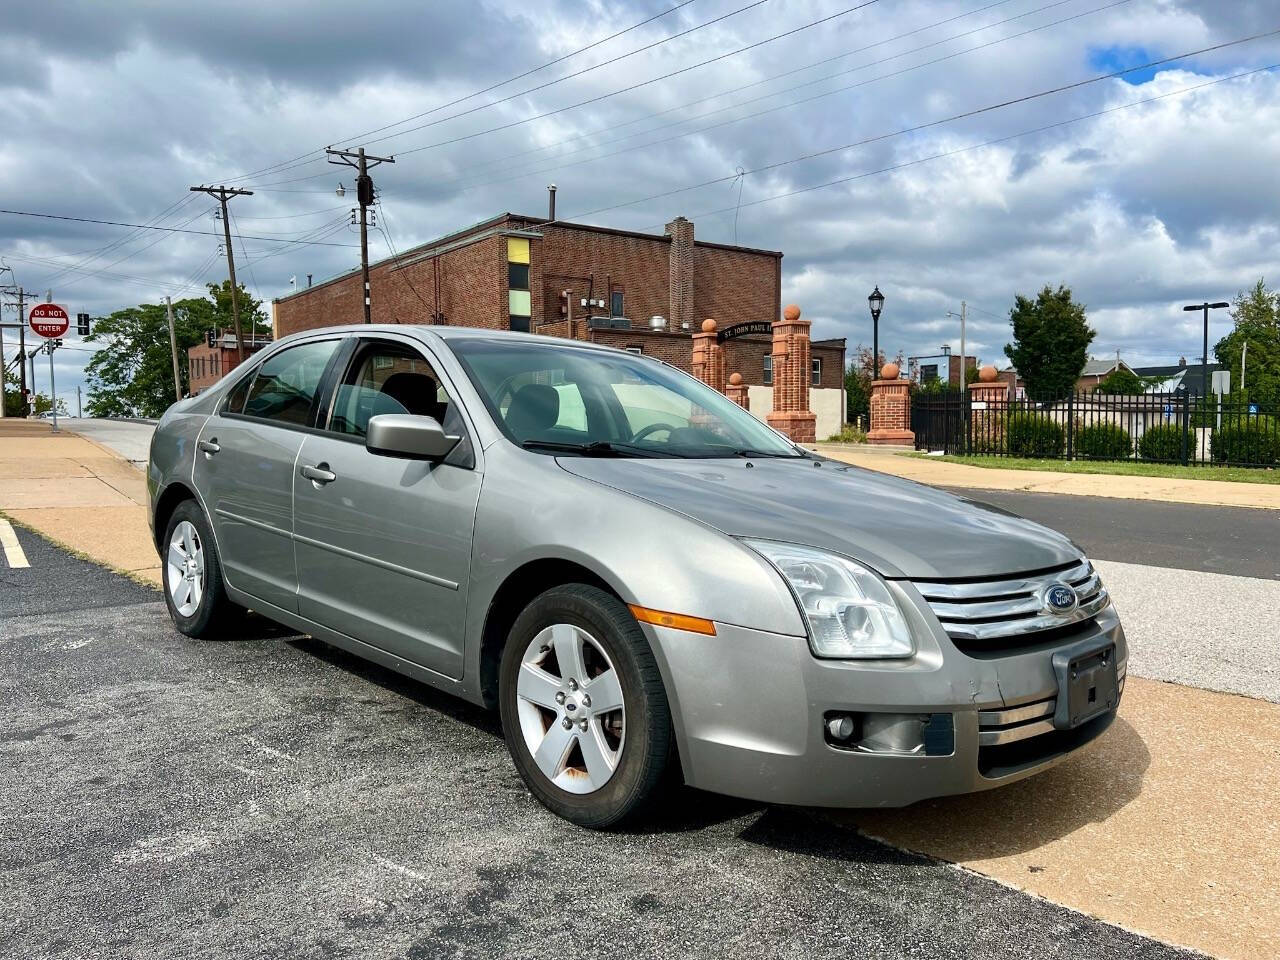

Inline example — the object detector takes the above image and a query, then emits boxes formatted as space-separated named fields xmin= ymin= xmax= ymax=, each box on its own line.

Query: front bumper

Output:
xmin=643 ymin=598 xmax=1127 ymax=809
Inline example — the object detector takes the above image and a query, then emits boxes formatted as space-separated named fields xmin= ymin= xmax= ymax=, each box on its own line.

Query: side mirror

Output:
xmin=366 ymin=414 xmax=461 ymax=461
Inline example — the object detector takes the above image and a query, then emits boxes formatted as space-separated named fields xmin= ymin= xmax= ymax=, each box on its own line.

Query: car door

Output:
xmin=192 ymin=336 xmax=344 ymax=614
xmin=292 ymin=336 xmax=481 ymax=680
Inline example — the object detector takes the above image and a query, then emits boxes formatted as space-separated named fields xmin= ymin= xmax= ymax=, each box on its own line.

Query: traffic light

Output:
xmin=76 ymin=313 xmax=90 ymax=336
xmin=206 ymin=329 xmax=216 ymax=349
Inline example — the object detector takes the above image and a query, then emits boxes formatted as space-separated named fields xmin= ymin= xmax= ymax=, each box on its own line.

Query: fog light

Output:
xmin=826 ymin=714 xmax=856 ymax=741
xmin=860 ymin=714 xmax=928 ymax=754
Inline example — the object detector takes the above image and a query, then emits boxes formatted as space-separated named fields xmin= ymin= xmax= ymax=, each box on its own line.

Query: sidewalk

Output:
xmin=813 ymin=443 xmax=1280 ymax=510
xmin=0 ymin=420 xmax=161 ymax=585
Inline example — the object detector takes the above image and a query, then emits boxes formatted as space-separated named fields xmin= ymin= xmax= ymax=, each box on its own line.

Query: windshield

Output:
xmin=449 ymin=338 xmax=801 ymax=458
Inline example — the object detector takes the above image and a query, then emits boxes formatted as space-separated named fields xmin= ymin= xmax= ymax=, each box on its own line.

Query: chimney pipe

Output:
xmin=548 ymin=184 xmax=557 ymax=222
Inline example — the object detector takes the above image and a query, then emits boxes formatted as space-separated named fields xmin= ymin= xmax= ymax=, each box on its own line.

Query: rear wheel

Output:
xmin=499 ymin=584 xmax=672 ymax=828
xmin=162 ymin=500 xmax=241 ymax=638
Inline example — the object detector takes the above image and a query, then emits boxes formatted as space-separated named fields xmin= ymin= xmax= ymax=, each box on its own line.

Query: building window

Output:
xmin=763 ymin=355 xmax=773 ymax=386
xmin=507 ymin=236 xmax=531 ymax=331
xmin=920 ymin=363 xmax=938 ymax=383
xmin=611 ymin=289 xmax=624 ymax=318
xmin=811 ymin=358 xmax=821 ymax=386
xmin=625 ymin=346 xmax=643 ymax=355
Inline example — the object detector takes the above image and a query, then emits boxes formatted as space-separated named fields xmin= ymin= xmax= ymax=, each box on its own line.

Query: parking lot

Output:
xmin=2 ymin=421 xmax=1278 ymax=959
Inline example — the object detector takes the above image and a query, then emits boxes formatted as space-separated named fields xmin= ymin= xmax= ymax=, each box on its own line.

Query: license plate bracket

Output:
xmin=1051 ymin=643 xmax=1118 ymax=730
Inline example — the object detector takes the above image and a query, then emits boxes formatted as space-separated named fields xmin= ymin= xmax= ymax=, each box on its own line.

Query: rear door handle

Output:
xmin=300 ymin=463 xmax=337 ymax=485
xmin=198 ymin=438 xmax=220 ymax=457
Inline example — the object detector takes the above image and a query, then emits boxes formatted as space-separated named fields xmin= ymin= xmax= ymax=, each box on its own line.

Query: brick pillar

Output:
xmin=766 ymin=304 xmax=817 ymax=443
xmin=666 ymin=216 xmax=694 ymax=333
xmin=968 ymin=365 xmax=1009 ymax=450
xmin=691 ymin=318 xmax=726 ymax=393
xmin=867 ymin=362 xmax=915 ymax=445
xmin=726 ymin=372 xmax=749 ymax=409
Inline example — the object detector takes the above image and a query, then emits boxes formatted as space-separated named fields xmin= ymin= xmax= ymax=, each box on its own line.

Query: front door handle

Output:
xmin=300 ymin=463 xmax=337 ymax=485
xmin=198 ymin=438 xmax=220 ymax=457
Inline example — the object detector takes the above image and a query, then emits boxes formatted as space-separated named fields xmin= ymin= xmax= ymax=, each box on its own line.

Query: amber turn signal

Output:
xmin=628 ymin=604 xmax=717 ymax=636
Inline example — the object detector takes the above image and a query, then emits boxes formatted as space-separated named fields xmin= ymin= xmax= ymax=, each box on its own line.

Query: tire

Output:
xmin=161 ymin=500 xmax=242 ymax=639
xmin=499 ymin=584 xmax=673 ymax=829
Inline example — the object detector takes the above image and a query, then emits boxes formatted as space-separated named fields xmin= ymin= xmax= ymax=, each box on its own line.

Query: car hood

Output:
xmin=557 ymin=455 xmax=1080 ymax=579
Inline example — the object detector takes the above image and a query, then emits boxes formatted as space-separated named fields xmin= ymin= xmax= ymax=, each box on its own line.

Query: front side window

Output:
xmin=451 ymin=339 xmax=800 ymax=459
xmin=241 ymin=339 xmax=339 ymax=426
xmin=328 ymin=342 xmax=462 ymax=439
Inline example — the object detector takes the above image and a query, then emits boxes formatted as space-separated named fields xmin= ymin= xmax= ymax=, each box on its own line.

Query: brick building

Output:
xmin=272 ymin=212 xmax=846 ymax=411
xmin=187 ymin=332 xmax=272 ymax=396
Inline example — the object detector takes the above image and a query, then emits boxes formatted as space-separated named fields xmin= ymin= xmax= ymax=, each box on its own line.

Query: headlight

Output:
xmin=746 ymin=540 xmax=914 ymax=659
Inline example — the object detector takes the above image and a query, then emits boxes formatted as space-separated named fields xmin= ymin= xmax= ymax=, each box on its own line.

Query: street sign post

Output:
xmin=29 ymin=303 xmax=70 ymax=339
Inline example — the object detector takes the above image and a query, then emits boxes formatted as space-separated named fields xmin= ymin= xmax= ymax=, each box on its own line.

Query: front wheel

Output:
xmin=162 ymin=500 xmax=241 ymax=638
xmin=499 ymin=584 xmax=673 ymax=828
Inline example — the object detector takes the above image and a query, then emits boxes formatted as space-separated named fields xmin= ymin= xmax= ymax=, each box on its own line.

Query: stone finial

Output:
xmin=782 ymin=304 xmax=801 ymax=322
xmin=701 ymin=318 xmax=717 ymax=333
xmin=880 ymin=362 xmax=900 ymax=380
xmin=728 ymin=372 xmax=743 ymax=385
xmin=979 ymin=364 xmax=998 ymax=383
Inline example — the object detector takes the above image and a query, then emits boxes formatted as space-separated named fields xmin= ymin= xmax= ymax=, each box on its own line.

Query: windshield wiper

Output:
xmin=521 ymin=439 xmax=676 ymax=458
xmin=724 ymin=448 xmax=805 ymax=458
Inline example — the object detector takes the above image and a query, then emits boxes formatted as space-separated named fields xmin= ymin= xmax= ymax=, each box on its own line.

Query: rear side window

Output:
xmin=241 ymin=340 xmax=339 ymax=426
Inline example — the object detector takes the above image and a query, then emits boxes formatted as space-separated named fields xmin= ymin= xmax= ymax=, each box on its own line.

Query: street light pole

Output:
xmin=1182 ymin=300 xmax=1229 ymax=399
xmin=867 ymin=286 xmax=885 ymax=377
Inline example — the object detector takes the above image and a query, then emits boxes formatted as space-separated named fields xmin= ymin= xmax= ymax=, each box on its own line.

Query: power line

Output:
xmin=240 ymin=0 xmax=881 ymax=186
xmin=649 ymin=64 xmax=1279 ymax=233
xmin=555 ymin=29 xmax=1280 ymax=225
xmin=0 ymin=208 xmax=359 ymax=247
xmin=449 ymin=0 xmax=1122 ymax=196
xmin=448 ymin=0 xmax=1027 ymax=184
xmin=218 ymin=0 xmax=706 ymax=185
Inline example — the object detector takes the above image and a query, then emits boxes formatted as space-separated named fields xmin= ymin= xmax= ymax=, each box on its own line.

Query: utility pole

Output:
xmin=327 ymin=146 xmax=394 ymax=323
xmin=76 ymin=384 xmax=82 ymax=419
xmin=946 ymin=301 xmax=968 ymax=451
xmin=166 ymin=295 xmax=182 ymax=403
xmin=1182 ymin=300 xmax=1229 ymax=400
xmin=0 ymin=283 xmax=31 ymax=404
xmin=190 ymin=185 xmax=253 ymax=362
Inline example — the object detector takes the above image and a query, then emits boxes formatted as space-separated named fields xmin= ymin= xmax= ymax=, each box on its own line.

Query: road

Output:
xmin=0 ymin=522 xmax=1196 ymax=960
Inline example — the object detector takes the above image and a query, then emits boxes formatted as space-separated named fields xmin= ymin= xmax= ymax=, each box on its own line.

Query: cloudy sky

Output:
xmin=2 ymin=0 xmax=1278 ymax=406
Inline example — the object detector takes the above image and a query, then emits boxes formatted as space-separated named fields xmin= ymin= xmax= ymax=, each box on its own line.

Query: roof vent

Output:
xmin=649 ymin=315 xmax=667 ymax=330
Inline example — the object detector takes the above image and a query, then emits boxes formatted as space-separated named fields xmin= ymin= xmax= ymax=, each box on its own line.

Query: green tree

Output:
xmin=1094 ymin=367 xmax=1146 ymax=394
xmin=1003 ymin=285 xmax=1096 ymax=398
xmin=2 ymin=361 xmax=23 ymax=417
xmin=83 ymin=282 xmax=266 ymax=419
xmin=32 ymin=393 xmax=69 ymax=417
xmin=1214 ymin=278 xmax=1279 ymax=413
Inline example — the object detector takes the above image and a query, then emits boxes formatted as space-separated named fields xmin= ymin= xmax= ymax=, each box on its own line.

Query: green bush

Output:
xmin=825 ymin=424 xmax=868 ymax=444
xmin=1076 ymin=422 xmax=1132 ymax=460
xmin=1210 ymin=416 xmax=1280 ymax=465
xmin=1006 ymin=413 xmax=1065 ymax=458
xmin=1138 ymin=423 xmax=1185 ymax=462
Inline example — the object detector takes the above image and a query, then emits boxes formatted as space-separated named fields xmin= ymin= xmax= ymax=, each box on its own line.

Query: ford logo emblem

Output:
xmin=1043 ymin=583 xmax=1078 ymax=614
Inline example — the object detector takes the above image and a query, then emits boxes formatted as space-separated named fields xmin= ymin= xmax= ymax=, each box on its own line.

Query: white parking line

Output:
xmin=0 ymin=519 xmax=30 ymax=569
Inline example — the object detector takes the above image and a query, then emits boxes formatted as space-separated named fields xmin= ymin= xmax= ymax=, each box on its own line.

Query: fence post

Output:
xmin=1066 ymin=392 xmax=1075 ymax=461
xmin=1180 ymin=391 xmax=1190 ymax=466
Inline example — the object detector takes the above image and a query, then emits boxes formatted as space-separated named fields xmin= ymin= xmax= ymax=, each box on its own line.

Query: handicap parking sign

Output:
xmin=1163 ymin=403 xmax=1173 ymax=421
xmin=1249 ymin=403 xmax=1259 ymax=415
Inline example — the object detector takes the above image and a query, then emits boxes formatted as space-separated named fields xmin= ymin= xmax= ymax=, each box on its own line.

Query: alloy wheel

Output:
xmin=166 ymin=520 xmax=205 ymax=618
xmin=515 ymin=623 xmax=626 ymax=794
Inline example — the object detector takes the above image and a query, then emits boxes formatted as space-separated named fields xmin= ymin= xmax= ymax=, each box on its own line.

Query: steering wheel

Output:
xmin=631 ymin=422 xmax=679 ymax=443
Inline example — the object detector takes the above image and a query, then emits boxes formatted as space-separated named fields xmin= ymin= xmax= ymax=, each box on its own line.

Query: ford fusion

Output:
xmin=149 ymin=326 xmax=1125 ymax=827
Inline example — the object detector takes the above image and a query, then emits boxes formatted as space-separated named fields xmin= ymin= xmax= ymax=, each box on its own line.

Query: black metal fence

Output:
xmin=912 ymin=389 xmax=1280 ymax=468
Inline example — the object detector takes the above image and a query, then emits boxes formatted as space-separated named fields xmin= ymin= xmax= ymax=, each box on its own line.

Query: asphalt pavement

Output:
xmin=0 ymin=523 xmax=1196 ymax=960
xmin=63 ymin=416 xmax=155 ymax=466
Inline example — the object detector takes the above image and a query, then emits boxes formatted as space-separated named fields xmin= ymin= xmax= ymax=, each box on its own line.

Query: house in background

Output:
xmin=906 ymin=350 xmax=978 ymax=386
xmin=1076 ymin=357 xmax=1137 ymax=392
xmin=187 ymin=331 xmax=272 ymax=396
xmin=1132 ymin=357 xmax=1229 ymax=396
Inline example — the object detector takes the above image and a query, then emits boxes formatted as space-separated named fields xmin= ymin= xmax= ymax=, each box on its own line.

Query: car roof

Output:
xmin=297 ymin=324 xmax=632 ymax=355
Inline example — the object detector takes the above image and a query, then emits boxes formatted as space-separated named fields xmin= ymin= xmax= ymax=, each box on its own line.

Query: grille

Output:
xmin=911 ymin=558 xmax=1109 ymax=653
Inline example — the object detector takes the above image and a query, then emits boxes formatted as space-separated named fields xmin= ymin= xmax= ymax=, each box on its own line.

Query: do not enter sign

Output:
xmin=29 ymin=303 xmax=70 ymax=339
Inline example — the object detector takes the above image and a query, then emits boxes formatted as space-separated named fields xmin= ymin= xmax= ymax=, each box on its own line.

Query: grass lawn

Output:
xmin=903 ymin=453 xmax=1280 ymax=485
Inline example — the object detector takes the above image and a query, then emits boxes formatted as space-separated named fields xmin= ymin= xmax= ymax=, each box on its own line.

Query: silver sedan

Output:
xmin=149 ymin=326 xmax=1125 ymax=827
